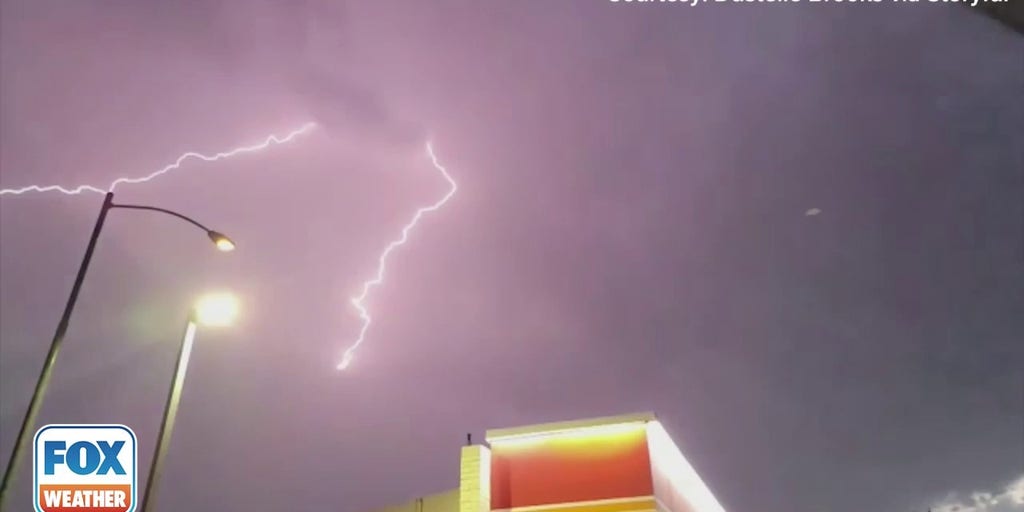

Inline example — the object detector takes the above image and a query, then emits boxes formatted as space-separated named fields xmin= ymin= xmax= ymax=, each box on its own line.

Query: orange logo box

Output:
xmin=37 ymin=485 xmax=132 ymax=512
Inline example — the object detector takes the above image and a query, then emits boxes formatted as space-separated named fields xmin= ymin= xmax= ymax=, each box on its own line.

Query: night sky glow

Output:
xmin=0 ymin=2 xmax=1021 ymax=512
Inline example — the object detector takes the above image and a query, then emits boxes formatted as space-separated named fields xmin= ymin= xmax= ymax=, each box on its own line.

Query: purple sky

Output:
xmin=2 ymin=1 xmax=1022 ymax=511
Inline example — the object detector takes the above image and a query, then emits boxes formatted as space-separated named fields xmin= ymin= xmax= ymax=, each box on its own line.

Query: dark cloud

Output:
xmin=295 ymin=69 xmax=425 ymax=149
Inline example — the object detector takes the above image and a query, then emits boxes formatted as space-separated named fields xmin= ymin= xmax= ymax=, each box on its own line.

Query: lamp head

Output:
xmin=207 ymin=231 xmax=236 ymax=252
xmin=193 ymin=292 xmax=240 ymax=327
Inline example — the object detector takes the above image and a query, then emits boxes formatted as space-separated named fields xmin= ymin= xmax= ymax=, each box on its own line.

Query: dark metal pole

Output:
xmin=140 ymin=313 xmax=197 ymax=512
xmin=0 ymin=191 xmax=114 ymax=509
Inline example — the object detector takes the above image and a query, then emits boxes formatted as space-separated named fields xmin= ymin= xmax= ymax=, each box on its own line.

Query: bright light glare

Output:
xmin=215 ymin=237 xmax=235 ymax=252
xmin=207 ymin=231 xmax=236 ymax=252
xmin=193 ymin=292 xmax=240 ymax=327
xmin=647 ymin=421 xmax=727 ymax=512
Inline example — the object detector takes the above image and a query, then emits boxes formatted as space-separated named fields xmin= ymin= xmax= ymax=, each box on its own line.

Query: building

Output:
xmin=372 ymin=412 xmax=726 ymax=512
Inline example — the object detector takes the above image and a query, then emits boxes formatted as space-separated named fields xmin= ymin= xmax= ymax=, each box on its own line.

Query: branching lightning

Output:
xmin=0 ymin=122 xmax=316 ymax=196
xmin=336 ymin=141 xmax=457 ymax=370
xmin=0 ymin=119 xmax=453 ymax=373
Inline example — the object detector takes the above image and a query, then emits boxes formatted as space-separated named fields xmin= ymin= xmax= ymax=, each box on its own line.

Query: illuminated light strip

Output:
xmin=647 ymin=421 xmax=727 ymax=512
xmin=491 ymin=496 xmax=657 ymax=512
xmin=336 ymin=141 xmax=458 ymax=370
xmin=487 ymin=422 xmax=650 ymax=447
xmin=486 ymin=413 xmax=656 ymax=443
xmin=0 ymin=122 xmax=317 ymax=196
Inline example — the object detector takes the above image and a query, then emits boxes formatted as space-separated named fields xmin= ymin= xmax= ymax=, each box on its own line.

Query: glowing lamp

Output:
xmin=207 ymin=231 xmax=236 ymax=252
xmin=193 ymin=292 xmax=240 ymax=327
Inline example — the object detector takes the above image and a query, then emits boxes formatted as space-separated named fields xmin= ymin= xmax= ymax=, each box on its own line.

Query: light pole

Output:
xmin=141 ymin=292 xmax=239 ymax=512
xmin=0 ymin=192 xmax=235 ymax=508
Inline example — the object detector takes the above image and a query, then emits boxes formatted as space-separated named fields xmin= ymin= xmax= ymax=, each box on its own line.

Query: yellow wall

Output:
xmin=460 ymin=445 xmax=491 ymax=512
xmin=372 ymin=489 xmax=459 ymax=512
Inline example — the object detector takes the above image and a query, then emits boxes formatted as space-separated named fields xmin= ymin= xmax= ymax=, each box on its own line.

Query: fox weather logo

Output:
xmin=33 ymin=425 xmax=137 ymax=512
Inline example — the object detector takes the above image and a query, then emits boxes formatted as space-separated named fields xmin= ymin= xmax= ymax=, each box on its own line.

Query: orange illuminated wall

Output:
xmin=489 ymin=423 xmax=654 ymax=509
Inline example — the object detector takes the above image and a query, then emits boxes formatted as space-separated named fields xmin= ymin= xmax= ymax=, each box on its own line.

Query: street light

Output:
xmin=207 ymin=231 xmax=236 ymax=252
xmin=193 ymin=292 xmax=240 ymax=327
xmin=140 ymin=292 xmax=239 ymax=512
xmin=0 ymin=191 xmax=234 ymax=507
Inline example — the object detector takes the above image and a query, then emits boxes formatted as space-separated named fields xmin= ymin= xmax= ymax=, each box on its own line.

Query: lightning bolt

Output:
xmin=0 ymin=120 xmax=453 ymax=371
xmin=0 ymin=122 xmax=316 ymax=196
xmin=337 ymin=141 xmax=457 ymax=370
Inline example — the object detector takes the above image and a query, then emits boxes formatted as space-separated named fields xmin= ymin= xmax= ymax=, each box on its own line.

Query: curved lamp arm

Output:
xmin=110 ymin=202 xmax=236 ymax=251
xmin=111 ymin=203 xmax=212 ymax=231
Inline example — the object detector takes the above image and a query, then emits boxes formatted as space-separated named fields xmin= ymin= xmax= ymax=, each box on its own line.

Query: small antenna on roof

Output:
xmin=466 ymin=433 xmax=472 ymax=446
